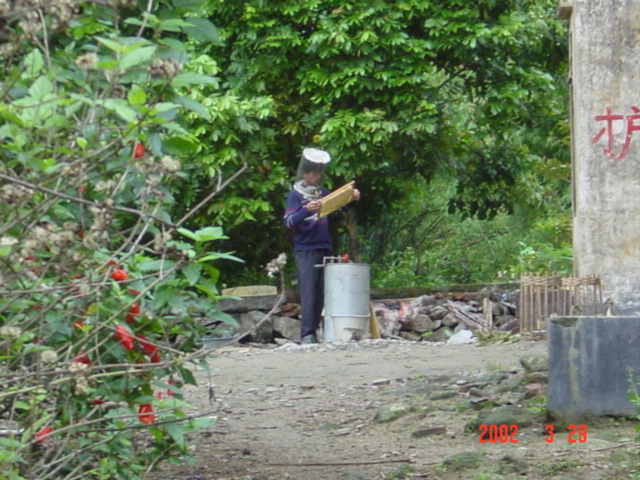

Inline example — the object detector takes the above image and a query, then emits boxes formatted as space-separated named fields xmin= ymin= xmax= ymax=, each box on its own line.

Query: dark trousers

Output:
xmin=295 ymin=250 xmax=329 ymax=338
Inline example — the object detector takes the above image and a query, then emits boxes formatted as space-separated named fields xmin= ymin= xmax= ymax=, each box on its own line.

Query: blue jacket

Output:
xmin=283 ymin=187 xmax=331 ymax=251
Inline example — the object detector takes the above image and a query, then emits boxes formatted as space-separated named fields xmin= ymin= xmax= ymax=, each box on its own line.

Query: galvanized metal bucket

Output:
xmin=323 ymin=262 xmax=370 ymax=342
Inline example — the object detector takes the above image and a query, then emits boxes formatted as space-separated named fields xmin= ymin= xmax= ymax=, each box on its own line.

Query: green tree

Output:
xmin=169 ymin=0 xmax=569 ymax=282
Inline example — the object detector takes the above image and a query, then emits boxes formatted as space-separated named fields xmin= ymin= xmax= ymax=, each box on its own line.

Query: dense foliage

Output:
xmin=0 ymin=1 xmax=240 ymax=478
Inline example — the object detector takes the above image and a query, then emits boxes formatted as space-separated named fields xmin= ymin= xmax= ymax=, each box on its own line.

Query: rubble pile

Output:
xmin=209 ymin=286 xmax=519 ymax=345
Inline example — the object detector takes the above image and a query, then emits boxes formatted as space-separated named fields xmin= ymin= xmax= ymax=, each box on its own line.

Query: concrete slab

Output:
xmin=548 ymin=316 xmax=640 ymax=422
xmin=221 ymin=285 xmax=277 ymax=297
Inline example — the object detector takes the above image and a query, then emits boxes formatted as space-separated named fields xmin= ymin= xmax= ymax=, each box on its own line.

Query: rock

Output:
xmin=440 ymin=312 xmax=459 ymax=328
xmin=372 ymin=402 xmax=415 ymax=423
xmin=429 ymin=390 xmax=457 ymax=400
xmin=465 ymin=405 xmax=541 ymax=432
xmin=423 ymin=327 xmax=453 ymax=343
xmin=469 ymin=387 xmax=487 ymax=397
xmin=371 ymin=378 xmax=391 ymax=386
xmin=404 ymin=313 xmax=436 ymax=333
xmin=411 ymin=426 xmax=447 ymax=438
xmin=239 ymin=311 xmax=273 ymax=343
xmin=217 ymin=294 xmax=282 ymax=312
xmin=398 ymin=331 xmax=421 ymax=341
xmin=519 ymin=355 xmax=548 ymax=373
xmin=447 ymin=329 xmax=475 ymax=345
xmin=523 ymin=383 xmax=547 ymax=399
xmin=273 ymin=316 xmax=300 ymax=343
xmin=524 ymin=372 xmax=548 ymax=384
xmin=426 ymin=305 xmax=449 ymax=320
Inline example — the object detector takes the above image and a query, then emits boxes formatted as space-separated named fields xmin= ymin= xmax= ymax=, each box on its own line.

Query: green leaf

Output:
xmin=164 ymin=136 xmax=197 ymax=155
xmin=0 ymin=110 xmax=25 ymax=127
xmin=128 ymin=85 xmax=147 ymax=105
xmin=172 ymin=0 xmax=203 ymax=14
xmin=96 ymin=37 xmax=125 ymax=53
xmin=182 ymin=263 xmax=202 ymax=286
xmin=173 ymin=95 xmax=211 ymax=121
xmin=183 ymin=18 xmax=219 ymax=43
xmin=198 ymin=252 xmax=242 ymax=263
xmin=172 ymin=72 xmax=218 ymax=88
xmin=29 ymin=76 xmax=54 ymax=99
xmin=177 ymin=228 xmax=198 ymax=241
xmin=152 ymin=287 xmax=177 ymax=309
xmin=178 ymin=366 xmax=197 ymax=386
xmin=138 ymin=259 xmax=177 ymax=272
xmin=153 ymin=102 xmax=181 ymax=113
xmin=209 ymin=309 xmax=239 ymax=327
xmin=120 ymin=44 xmax=157 ymax=70
xmin=23 ymin=49 xmax=44 ymax=77
xmin=191 ymin=227 xmax=226 ymax=242
xmin=101 ymin=99 xmax=138 ymax=123
xmin=159 ymin=18 xmax=194 ymax=32
xmin=193 ymin=416 xmax=216 ymax=428
xmin=164 ymin=421 xmax=186 ymax=447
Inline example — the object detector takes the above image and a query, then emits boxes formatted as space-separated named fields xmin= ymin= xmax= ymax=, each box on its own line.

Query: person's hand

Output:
xmin=352 ymin=189 xmax=361 ymax=201
xmin=305 ymin=200 xmax=322 ymax=212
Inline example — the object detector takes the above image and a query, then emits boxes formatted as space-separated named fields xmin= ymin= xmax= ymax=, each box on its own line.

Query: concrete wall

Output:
xmin=565 ymin=0 xmax=640 ymax=312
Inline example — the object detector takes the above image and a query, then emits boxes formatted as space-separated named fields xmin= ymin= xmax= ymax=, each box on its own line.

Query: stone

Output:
xmin=372 ymin=402 xmax=415 ymax=423
xmin=440 ymin=312 xmax=459 ymax=328
xmin=239 ymin=311 xmax=273 ymax=343
xmin=217 ymin=294 xmax=282 ymax=312
xmin=221 ymin=285 xmax=277 ymax=296
xmin=519 ymin=355 xmax=548 ymax=373
xmin=425 ymin=304 xmax=448 ymax=320
xmin=465 ymin=405 xmax=540 ymax=432
xmin=272 ymin=316 xmax=300 ymax=343
xmin=411 ymin=426 xmax=446 ymax=438
xmin=429 ymin=390 xmax=457 ymax=401
xmin=447 ymin=329 xmax=474 ymax=345
xmin=404 ymin=313 xmax=436 ymax=333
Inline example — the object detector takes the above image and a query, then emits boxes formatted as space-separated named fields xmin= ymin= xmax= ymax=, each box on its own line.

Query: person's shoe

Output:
xmin=300 ymin=334 xmax=318 ymax=344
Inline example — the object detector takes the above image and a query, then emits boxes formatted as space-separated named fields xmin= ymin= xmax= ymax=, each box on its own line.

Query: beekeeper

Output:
xmin=283 ymin=148 xmax=360 ymax=344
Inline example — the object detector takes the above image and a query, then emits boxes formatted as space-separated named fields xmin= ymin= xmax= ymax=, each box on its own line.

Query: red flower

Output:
xmin=134 ymin=143 xmax=146 ymax=159
xmin=128 ymin=289 xmax=141 ymax=296
xmin=126 ymin=302 xmax=141 ymax=324
xmin=35 ymin=426 xmax=53 ymax=444
xmin=137 ymin=335 xmax=158 ymax=356
xmin=150 ymin=350 xmax=161 ymax=363
xmin=74 ymin=320 xmax=86 ymax=329
xmin=110 ymin=268 xmax=128 ymax=282
xmin=73 ymin=350 xmax=91 ymax=365
xmin=138 ymin=403 xmax=155 ymax=424
xmin=114 ymin=325 xmax=135 ymax=350
xmin=107 ymin=260 xmax=118 ymax=266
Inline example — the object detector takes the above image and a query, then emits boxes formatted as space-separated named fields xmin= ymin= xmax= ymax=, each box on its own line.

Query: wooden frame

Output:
xmin=318 ymin=181 xmax=355 ymax=218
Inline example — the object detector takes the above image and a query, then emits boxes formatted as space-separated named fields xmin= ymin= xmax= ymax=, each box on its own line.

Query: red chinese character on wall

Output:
xmin=591 ymin=106 xmax=640 ymax=161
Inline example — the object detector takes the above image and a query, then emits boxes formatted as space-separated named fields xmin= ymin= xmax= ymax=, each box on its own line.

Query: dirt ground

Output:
xmin=152 ymin=338 xmax=640 ymax=480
